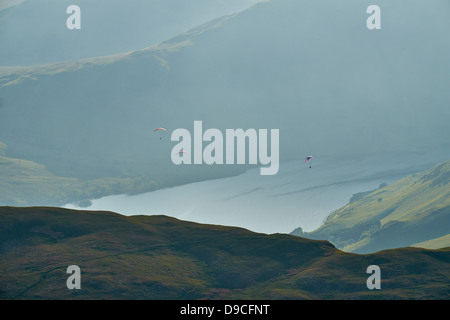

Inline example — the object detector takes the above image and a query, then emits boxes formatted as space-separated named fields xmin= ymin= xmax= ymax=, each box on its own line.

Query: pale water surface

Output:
xmin=64 ymin=151 xmax=449 ymax=234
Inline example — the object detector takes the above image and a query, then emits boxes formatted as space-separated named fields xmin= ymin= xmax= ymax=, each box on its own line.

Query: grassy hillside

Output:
xmin=0 ymin=144 xmax=159 ymax=206
xmin=412 ymin=234 xmax=450 ymax=250
xmin=1 ymin=206 xmax=449 ymax=299
xmin=296 ymin=160 xmax=450 ymax=253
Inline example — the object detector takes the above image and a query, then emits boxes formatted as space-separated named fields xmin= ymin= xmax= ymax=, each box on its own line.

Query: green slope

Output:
xmin=1 ymin=206 xmax=449 ymax=299
xmin=297 ymin=160 xmax=450 ymax=254
xmin=0 ymin=143 xmax=159 ymax=206
xmin=412 ymin=234 xmax=450 ymax=250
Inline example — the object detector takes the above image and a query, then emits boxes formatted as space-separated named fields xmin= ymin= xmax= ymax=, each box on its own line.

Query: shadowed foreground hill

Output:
xmin=0 ymin=207 xmax=449 ymax=299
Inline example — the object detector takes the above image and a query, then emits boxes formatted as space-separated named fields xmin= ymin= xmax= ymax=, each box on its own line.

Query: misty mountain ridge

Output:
xmin=0 ymin=0 xmax=261 ymax=65
xmin=0 ymin=0 xmax=449 ymax=202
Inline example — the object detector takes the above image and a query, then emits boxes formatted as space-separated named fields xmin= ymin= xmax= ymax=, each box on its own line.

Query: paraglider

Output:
xmin=305 ymin=155 xmax=314 ymax=168
xmin=154 ymin=127 xmax=167 ymax=139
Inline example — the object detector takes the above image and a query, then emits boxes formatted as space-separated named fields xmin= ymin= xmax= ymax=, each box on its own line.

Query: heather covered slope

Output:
xmin=1 ymin=207 xmax=449 ymax=299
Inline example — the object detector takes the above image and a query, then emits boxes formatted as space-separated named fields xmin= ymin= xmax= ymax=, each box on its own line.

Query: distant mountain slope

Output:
xmin=0 ymin=0 xmax=25 ymax=11
xmin=0 ymin=141 xmax=159 ymax=206
xmin=1 ymin=0 xmax=449 ymax=188
xmin=412 ymin=234 xmax=450 ymax=250
xmin=294 ymin=160 xmax=450 ymax=254
xmin=0 ymin=0 xmax=260 ymax=65
xmin=1 ymin=206 xmax=449 ymax=299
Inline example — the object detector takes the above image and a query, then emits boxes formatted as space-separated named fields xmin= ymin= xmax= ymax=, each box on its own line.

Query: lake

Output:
xmin=64 ymin=151 xmax=448 ymax=234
